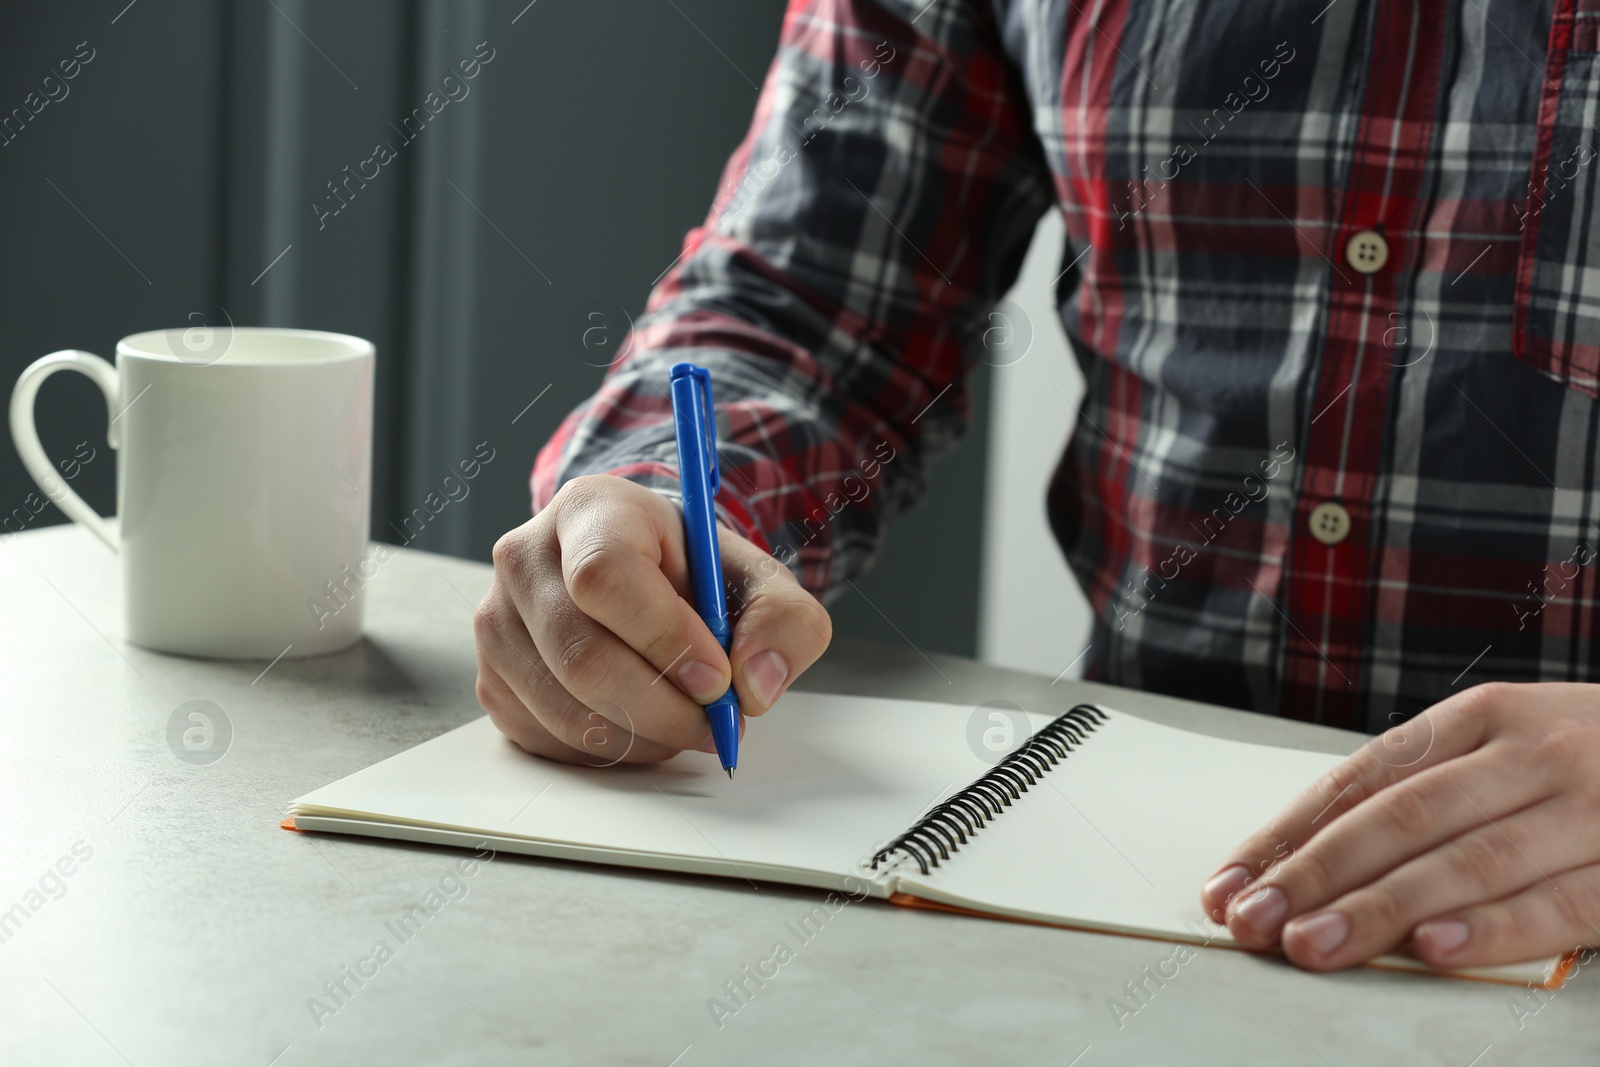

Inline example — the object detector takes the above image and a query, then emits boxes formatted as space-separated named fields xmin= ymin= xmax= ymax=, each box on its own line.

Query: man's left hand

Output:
xmin=1198 ymin=682 xmax=1600 ymax=971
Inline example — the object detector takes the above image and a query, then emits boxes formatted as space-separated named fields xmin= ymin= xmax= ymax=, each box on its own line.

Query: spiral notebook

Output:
xmin=285 ymin=692 xmax=1572 ymax=988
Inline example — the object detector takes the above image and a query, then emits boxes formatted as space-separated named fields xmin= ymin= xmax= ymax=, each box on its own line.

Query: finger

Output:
xmin=553 ymin=479 xmax=733 ymax=703
xmin=474 ymin=581 xmax=679 ymax=764
xmin=489 ymin=502 xmax=714 ymax=754
xmin=1410 ymin=860 xmax=1600 ymax=971
xmin=516 ymin=558 xmax=718 ymax=752
xmin=1279 ymin=795 xmax=1593 ymax=970
xmin=475 ymin=657 xmax=593 ymax=764
xmin=1222 ymin=745 xmax=1554 ymax=949
xmin=1201 ymin=685 xmax=1503 ymax=922
xmin=720 ymin=532 xmax=832 ymax=715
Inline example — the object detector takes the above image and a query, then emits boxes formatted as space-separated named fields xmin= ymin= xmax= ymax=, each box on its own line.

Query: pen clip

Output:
xmin=691 ymin=364 xmax=720 ymax=497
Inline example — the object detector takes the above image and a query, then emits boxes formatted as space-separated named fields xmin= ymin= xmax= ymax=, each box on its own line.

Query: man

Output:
xmin=473 ymin=0 xmax=1600 ymax=976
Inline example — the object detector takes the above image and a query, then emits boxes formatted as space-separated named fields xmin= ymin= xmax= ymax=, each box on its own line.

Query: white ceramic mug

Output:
xmin=9 ymin=327 xmax=374 ymax=659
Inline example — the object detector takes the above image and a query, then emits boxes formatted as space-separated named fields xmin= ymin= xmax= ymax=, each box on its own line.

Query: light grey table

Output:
xmin=1 ymin=524 xmax=1592 ymax=1066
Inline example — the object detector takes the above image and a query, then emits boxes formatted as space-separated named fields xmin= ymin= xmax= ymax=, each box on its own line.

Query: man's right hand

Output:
xmin=474 ymin=474 xmax=833 ymax=766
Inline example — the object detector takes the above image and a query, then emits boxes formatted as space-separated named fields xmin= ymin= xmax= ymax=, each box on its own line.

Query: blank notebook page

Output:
xmin=892 ymin=709 xmax=1345 ymax=943
xmin=291 ymin=692 xmax=1002 ymax=884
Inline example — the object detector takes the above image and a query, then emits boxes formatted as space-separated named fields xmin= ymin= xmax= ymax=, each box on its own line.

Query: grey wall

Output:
xmin=0 ymin=0 xmax=991 ymax=658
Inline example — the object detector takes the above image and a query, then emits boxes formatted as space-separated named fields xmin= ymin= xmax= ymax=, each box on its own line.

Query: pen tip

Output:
xmin=726 ymin=768 xmax=735 ymax=780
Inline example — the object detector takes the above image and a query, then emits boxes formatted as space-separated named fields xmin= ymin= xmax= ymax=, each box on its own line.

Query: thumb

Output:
xmin=720 ymin=532 xmax=832 ymax=715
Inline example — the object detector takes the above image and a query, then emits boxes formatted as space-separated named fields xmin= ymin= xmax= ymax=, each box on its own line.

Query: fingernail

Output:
xmin=1203 ymin=865 xmax=1253 ymax=919
xmin=1231 ymin=885 xmax=1288 ymax=937
xmin=1293 ymin=911 xmax=1349 ymax=957
xmin=743 ymin=650 xmax=789 ymax=709
xmin=675 ymin=660 xmax=725 ymax=702
xmin=1415 ymin=919 xmax=1470 ymax=957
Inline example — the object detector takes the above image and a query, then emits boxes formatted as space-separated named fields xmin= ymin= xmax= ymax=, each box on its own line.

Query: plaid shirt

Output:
xmin=534 ymin=0 xmax=1600 ymax=733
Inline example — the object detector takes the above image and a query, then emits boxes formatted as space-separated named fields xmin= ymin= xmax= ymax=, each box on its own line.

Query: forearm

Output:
xmin=533 ymin=0 xmax=1052 ymax=601
xmin=534 ymin=291 xmax=919 ymax=600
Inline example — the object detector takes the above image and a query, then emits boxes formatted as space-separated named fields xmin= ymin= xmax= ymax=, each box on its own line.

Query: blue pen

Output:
xmin=668 ymin=362 xmax=741 ymax=778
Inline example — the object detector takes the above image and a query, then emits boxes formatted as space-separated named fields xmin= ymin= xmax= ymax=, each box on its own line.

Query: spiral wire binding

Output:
xmin=870 ymin=704 xmax=1109 ymax=877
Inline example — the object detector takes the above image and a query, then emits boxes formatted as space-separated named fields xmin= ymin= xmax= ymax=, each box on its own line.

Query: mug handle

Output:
xmin=8 ymin=350 xmax=121 ymax=551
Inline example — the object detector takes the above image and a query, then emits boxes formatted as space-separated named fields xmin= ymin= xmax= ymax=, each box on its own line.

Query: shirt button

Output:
xmin=1309 ymin=501 xmax=1352 ymax=546
xmin=1345 ymin=230 xmax=1389 ymax=273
